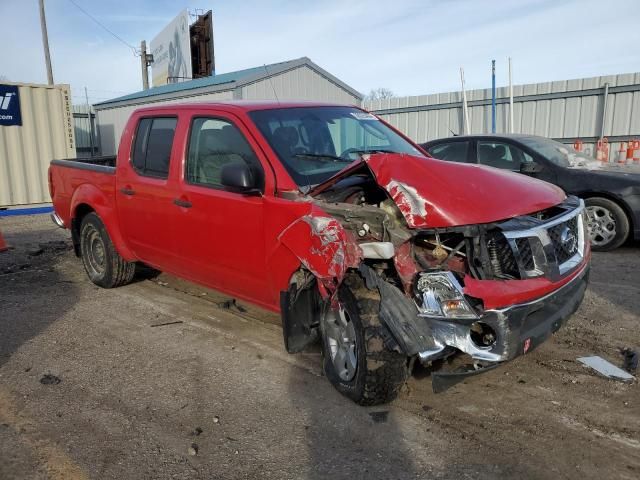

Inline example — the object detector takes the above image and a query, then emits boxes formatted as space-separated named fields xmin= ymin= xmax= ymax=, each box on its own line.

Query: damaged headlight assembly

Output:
xmin=416 ymin=271 xmax=478 ymax=319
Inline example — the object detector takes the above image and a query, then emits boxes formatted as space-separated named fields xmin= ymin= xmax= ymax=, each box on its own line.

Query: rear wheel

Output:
xmin=584 ymin=197 xmax=629 ymax=251
xmin=80 ymin=212 xmax=135 ymax=288
xmin=321 ymin=272 xmax=408 ymax=405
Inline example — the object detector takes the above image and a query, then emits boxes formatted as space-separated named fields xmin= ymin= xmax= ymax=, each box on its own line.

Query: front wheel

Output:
xmin=584 ymin=197 xmax=630 ymax=251
xmin=321 ymin=273 xmax=408 ymax=405
xmin=80 ymin=212 xmax=135 ymax=288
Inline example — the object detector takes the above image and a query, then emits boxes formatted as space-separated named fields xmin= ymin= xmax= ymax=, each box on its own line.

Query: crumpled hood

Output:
xmin=311 ymin=153 xmax=566 ymax=228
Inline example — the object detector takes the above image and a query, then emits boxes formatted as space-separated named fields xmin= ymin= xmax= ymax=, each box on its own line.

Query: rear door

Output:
xmin=116 ymin=115 xmax=181 ymax=270
xmin=171 ymin=110 xmax=272 ymax=305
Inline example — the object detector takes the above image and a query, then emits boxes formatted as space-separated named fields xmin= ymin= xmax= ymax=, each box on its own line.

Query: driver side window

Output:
xmin=477 ymin=141 xmax=532 ymax=170
xmin=186 ymin=117 xmax=264 ymax=189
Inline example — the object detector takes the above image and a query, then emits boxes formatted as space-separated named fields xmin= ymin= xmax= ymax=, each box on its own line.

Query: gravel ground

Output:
xmin=0 ymin=214 xmax=638 ymax=480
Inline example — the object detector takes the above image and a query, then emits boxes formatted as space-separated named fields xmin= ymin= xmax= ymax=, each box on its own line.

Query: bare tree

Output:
xmin=365 ymin=87 xmax=395 ymax=101
xmin=0 ymin=76 xmax=9 ymax=82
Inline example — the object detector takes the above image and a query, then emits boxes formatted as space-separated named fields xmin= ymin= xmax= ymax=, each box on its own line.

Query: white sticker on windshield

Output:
xmin=350 ymin=112 xmax=377 ymax=120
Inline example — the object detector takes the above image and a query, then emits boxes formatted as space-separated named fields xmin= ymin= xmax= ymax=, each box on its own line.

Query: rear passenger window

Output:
xmin=131 ymin=117 xmax=177 ymax=178
xmin=427 ymin=141 xmax=470 ymax=162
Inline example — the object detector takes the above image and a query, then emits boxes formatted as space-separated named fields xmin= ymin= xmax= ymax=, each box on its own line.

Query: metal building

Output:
xmin=94 ymin=57 xmax=363 ymax=155
xmin=364 ymin=72 xmax=640 ymax=162
xmin=0 ymin=82 xmax=76 ymax=207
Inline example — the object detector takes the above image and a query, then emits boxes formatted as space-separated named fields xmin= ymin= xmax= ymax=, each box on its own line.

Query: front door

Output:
xmin=172 ymin=112 xmax=271 ymax=306
xmin=475 ymin=139 xmax=556 ymax=183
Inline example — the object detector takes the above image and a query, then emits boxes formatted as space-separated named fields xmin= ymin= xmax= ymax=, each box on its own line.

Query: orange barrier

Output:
xmin=596 ymin=138 xmax=609 ymax=162
xmin=573 ymin=140 xmax=583 ymax=152
xmin=0 ymin=229 xmax=8 ymax=252
xmin=618 ymin=142 xmax=628 ymax=164
xmin=627 ymin=139 xmax=640 ymax=164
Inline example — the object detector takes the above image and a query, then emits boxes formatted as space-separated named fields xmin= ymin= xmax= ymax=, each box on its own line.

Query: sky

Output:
xmin=1 ymin=0 xmax=639 ymax=105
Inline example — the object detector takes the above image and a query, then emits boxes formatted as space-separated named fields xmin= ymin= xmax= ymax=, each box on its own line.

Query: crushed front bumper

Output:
xmin=421 ymin=262 xmax=589 ymax=391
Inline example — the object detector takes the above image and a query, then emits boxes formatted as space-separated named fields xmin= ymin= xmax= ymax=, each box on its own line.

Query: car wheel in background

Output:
xmin=584 ymin=197 xmax=630 ymax=252
xmin=80 ymin=212 xmax=136 ymax=288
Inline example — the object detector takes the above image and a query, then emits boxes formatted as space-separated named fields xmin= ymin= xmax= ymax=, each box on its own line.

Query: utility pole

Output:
xmin=39 ymin=0 xmax=54 ymax=85
xmin=508 ymin=57 xmax=514 ymax=133
xmin=460 ymin=67 xmax=470 ymax=135
xmin=140 ymin=40 xmax=149 ymax=90
xmin=491 ymin=59 xmax=496 ymax=134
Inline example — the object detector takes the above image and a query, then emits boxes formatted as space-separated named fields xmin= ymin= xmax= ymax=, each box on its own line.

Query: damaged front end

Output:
xmin=281 ymin=153 xmax=591 ymax=392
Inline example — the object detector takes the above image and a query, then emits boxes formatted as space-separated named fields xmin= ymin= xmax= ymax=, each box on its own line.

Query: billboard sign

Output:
xmin=0 ymin=84 xmax=22 ymax=126
xmin=150 ymin=10 xmax=192 ymax=87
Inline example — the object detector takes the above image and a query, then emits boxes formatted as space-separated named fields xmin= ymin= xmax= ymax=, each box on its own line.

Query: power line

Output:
xmin=67 ymin=0 xmax=139 ymax=56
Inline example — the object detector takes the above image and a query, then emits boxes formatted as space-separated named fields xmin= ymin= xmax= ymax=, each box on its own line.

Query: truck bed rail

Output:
xmin=51 ymin=157 xmax=116 ymax=175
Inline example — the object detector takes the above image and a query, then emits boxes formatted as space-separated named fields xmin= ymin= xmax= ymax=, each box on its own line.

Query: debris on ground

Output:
xmin=620 ymin=348 xmax=638 ymax=374
xmin=577 ymin=356 xmax=635 ymax=382
xmin=40 ymin=374 xmax=61 ymax=385
xmin=27 ymin=248 xmax=44 ymax=256
xmin=217 ymin=298 xmax=247 ymax=313
xmin=369 ymin=411 xmax=389 ymax=423
xmin=188 ymin=443 xmax=198 ymax=456
xmin=149 ymin=320 xmax=184 ymax=328
xmin=191 ymin=427 xmax=203 ymax=436
xmin=213 ymin=416 xmax=220 ymax=424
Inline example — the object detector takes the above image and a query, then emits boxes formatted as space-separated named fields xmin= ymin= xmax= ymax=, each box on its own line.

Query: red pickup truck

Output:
xmin=49 ymin=102 xmax=590 ymax=405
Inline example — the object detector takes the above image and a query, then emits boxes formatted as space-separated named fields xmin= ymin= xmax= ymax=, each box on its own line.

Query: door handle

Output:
xmin=120 ymin=187 xmax=135 ymax=196
xmin=173 ymin=198 xmax=192 ymax=208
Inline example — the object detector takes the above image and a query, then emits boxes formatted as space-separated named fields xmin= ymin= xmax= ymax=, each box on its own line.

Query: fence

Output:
xmin=364 ymin=72 xmax=640 ymax=162
xmin=72 ymin=104 xmax=97 ymax=157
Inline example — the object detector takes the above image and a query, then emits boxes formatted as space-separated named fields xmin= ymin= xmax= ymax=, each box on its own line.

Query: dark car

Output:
xmin=421 ymin=134 xmax=640 ymax=251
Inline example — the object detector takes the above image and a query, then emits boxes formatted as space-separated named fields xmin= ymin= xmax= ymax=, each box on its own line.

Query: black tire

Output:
xmin=80 ymin=212 xmax=135 ymax=288
xmin=321 ymin=272 xmax=408 ymax=405
xmin=584 ymin=197 xmax=630 ymax=252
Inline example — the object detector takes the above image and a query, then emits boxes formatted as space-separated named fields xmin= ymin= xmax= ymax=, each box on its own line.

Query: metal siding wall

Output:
xmin=95 ymin=90 xmax=234 ymax=155
xmin=1 ymin=83 xmax=76 ymax=207
xmin=364 ymin=72 xmax=640 ymax=162
xmin=241 ymin=66 xmax=360 ymax=105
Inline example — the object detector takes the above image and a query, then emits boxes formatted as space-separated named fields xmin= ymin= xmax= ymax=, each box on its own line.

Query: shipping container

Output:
xmin=0 ymin=82 xmax=76 ymax=207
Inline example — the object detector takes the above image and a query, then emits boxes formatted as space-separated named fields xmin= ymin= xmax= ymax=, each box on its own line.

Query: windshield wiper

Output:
xmin=350 ymin=148 xmax=395 ymax=155
xmin=292 ymin=153 xmax=353 ymax=163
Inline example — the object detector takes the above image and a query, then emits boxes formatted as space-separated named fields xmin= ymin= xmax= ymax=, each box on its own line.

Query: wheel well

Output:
xmin=71 ymin=203 xmax=95 ymax=256
xmin=579 ymin=191 xmax=634 ymax=232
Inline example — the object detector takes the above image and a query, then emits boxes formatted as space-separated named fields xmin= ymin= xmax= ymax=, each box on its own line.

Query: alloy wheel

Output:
xmin=585 ymin=205 xmax=617 ymax=247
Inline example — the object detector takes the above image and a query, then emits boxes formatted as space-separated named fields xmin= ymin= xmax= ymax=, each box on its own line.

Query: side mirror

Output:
xmin=520 ymin=161 xmax=543 ymax=174
xmin=220 ymin=163 xmax=261 ymax=195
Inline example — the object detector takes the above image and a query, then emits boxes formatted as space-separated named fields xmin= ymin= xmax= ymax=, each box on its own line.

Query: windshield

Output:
xmin=518 ymin=136 xmax=590 ymax=168
xmin=249 ymin=106 xmax=424 ymax=186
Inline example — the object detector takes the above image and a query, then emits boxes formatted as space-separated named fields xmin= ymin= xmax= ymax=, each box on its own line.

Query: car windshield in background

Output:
xmin=249 ymin=106 xmax=424 ymax=187
xmin=518 ymin=137 xmax=582 ymax=168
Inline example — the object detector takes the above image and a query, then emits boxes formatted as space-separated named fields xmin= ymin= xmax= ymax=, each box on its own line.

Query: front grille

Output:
xmin=547 ymin=216 xmax=580 ymax=264
xmin=515 ymin=238 xmax=535 ymax=270
xmin=487 ymin=234 xmax=519 ymax=279
xmin=498 ymin=199 xmax=585 ymax=281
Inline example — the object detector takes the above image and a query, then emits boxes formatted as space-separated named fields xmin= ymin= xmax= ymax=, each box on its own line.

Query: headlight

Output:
xmin=416 ymin=271 xmax=478 ymax=319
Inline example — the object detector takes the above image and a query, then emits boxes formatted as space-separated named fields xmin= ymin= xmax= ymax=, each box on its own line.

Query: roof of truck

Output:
xmin=131 ymin=100 xmax=360 ymax=114
xmin=94 ymin=57 xmax=363 ymax=109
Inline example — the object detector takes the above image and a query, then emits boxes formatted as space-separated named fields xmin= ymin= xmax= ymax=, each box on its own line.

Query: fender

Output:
xmin=70 ymin=183 xmax=136 ymax=261
xmin=276 ymin=207 xmax=362 ymax=297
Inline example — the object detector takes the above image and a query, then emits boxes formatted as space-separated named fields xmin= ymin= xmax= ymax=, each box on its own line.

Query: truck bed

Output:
xmin=49 ymin=157 xmax=117 ymax=228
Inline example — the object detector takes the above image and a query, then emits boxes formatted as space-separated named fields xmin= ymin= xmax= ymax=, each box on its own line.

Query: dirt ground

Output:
xmin=0 ymin=214 xmax=638 ymax=480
